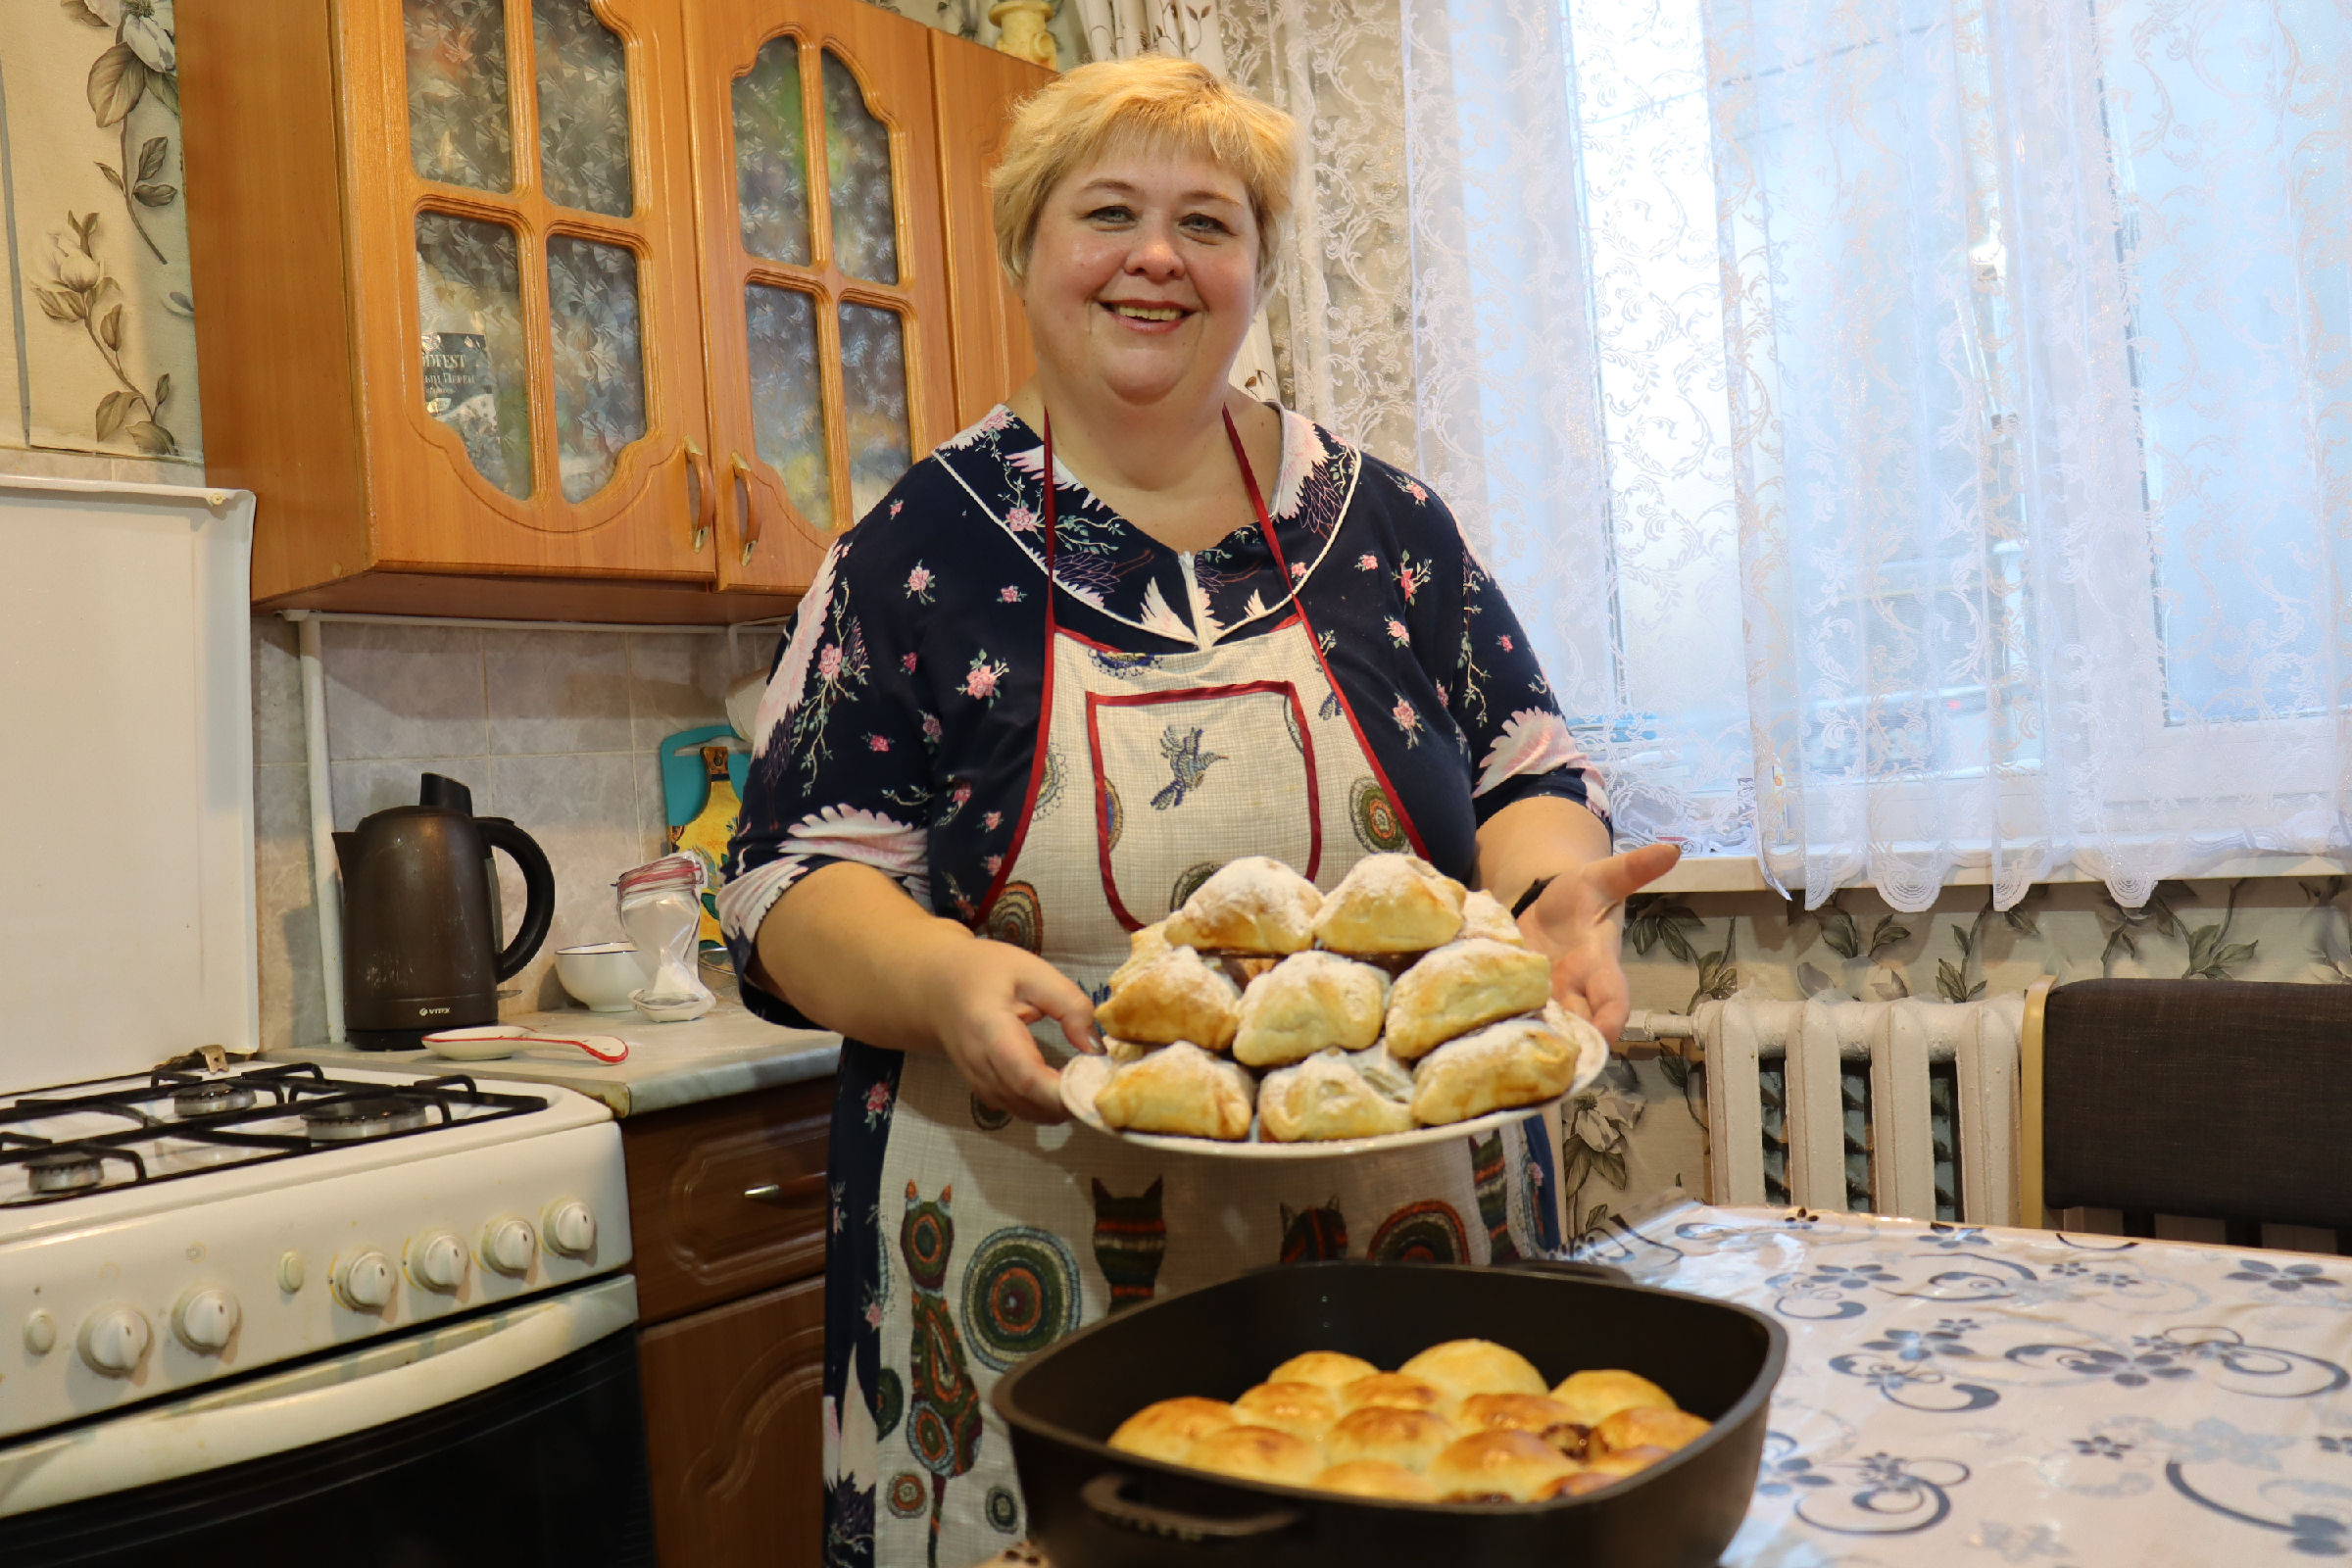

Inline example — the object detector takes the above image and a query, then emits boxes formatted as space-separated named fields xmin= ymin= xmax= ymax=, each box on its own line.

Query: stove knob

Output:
xmin=332 ymin=1249 xmax=399 ymax=1312
xmin=543 ymin=1200 xmax=597 ymax=1259
xmin=481 ymin=1216 xmax=536 ymax=1278
xmin=407 ymin=1231 xmax=468 ymax=1294
xmin=77 ymin=1304 xmax=151 ymax=1377
xmin=172 ymin=1286 xmax=241 ymax=1353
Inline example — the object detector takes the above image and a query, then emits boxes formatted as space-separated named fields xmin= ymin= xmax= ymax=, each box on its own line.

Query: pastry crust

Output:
xmin=1593 ymin=1406 xmax=1711 ymax=1455
xmin=1166 ymin=857 xmax=1324 ymax=955
xmin=1322 ymin=1405 xmax=1457 ymax=1471
xmin=1409 ymin=1011 xmax=1581 ymax=1126
xmin=1459 ymin=888 xmax=1526 ymax=945
xmin=1256 ymin=1051 xmax=1415 ymax=1142
xmin=1311 ymin=855 xmax=1467 ymax=955
xmin=1108 ymin=1397 xmax=1238 ymax=1464
xmin=1338 ymin=1372 xmax=1446 ymax=1414
xmin=1400 ymin=1339 xmax=1550 ymax=1402
xmin=1094 ymin=946 xmax=1242 ymax=1052
xmin=1092 ymin=1042 xmax=1256 ymax=1141
xmin=1425 ymin=1430 xmax=1581 ymax=1502
xmin=1233 ymin=952 xmax=1390 ymax=1066
xmin=1232 ymin=1381 xmax=1342 ymax=1441
xmin=1548 ymin=1368 xmax=1677 ymax=1429
xmin=1311 ymin=1460 xmax=1440 ymax=1501
xmin=1188 ymin=1423 xmax=1327 ymax=1487
xmin=1456 ymin=1393 xmax=1579 ymax=1436
xmin=1384 ymin=939 xmax=1555 ymax=1061
xmin=1107 ymin=921 xmax=1173 ymax=990
xmin=1267 ymin=1350 xmax=1379 ymax=1389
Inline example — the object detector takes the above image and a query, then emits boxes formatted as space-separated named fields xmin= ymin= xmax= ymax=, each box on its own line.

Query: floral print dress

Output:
xmin=722 ymin=405 xmax=1609 ymax=1568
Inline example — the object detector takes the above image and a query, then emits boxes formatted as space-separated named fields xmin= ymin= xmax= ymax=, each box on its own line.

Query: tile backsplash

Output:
xmin=250 ymin=615 xmax=778 ymax=1050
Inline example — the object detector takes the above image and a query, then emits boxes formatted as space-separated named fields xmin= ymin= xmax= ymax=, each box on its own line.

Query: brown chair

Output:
xmin=2018 ymin=976 xmax=2352 ymax=1250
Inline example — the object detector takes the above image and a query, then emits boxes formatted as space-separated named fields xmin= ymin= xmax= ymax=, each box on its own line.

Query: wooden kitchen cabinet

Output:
xmin=183 ymin=0 xmax=1032 ymax=622
xmin=929 ymin=35 xmax=1052 ymax=428
xmin=640 ymin=1273 xmax=826 ymax=1568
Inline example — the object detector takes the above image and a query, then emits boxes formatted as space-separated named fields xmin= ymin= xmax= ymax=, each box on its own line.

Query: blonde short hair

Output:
xmin=989 ymin=56 xmax=1298 ymax=301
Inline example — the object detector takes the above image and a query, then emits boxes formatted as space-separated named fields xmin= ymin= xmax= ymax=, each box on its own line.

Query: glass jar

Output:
xmin=614 ymin=855 xmax=715 ymax=1021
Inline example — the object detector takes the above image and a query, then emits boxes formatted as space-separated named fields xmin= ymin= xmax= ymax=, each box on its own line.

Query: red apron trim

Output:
xmin=1084 ymin=679 xmax=1322 ymax=932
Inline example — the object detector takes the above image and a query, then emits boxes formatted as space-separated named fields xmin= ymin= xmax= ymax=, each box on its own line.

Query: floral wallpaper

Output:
xmin=1571 ymin=875 xmax=2352 ymax=1244
xmin=0 ymin=0 xmax=199 ymax=471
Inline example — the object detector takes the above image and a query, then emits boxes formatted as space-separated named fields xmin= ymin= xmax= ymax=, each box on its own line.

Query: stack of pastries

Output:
xmin=1085 ymin=854 xmax=1593 ymax=1142
xmin=1107 ymin=1338 xmax=1711 ymax=1502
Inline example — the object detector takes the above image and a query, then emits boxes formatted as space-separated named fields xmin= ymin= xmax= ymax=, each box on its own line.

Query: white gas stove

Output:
xmin=0 ymin=480 xmax=651 ymax=1562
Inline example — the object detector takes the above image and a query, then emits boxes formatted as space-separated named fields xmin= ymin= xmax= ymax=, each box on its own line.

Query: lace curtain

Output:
xmin=1218 ymin=0 xmax=2352 ymax=909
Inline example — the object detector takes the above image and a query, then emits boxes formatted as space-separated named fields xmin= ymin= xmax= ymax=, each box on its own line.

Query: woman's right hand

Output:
xmin=918 ymin=936 xmax=1099 ymax=1124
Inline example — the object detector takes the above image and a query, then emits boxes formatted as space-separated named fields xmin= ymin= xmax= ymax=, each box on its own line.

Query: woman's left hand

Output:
xmin=1516 ymin=842 xmax=1681 ymax=1045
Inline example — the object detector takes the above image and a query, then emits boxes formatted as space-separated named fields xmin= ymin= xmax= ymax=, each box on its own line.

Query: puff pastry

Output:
xmin=1399 ymin=1339 xmax=1550 ymax=1402
xmin=1459 ymin=888 xmax=1526 ymax=945
xmin=1548 ymin=1368 xmax=1676 ymax=1430
xmin=1092 ymin=1042 xmax=1256 ymax=1141
xmin=1093 ymin=946 xmax=1242 ymax=1052
xmin=1233 ymin=1381 xmax=1342 ymax=1441
xmin=1384 ymin=939 xmax=1554 ymax=1061
xmin=1232 ymin=952 xmax=1390 ymax=1067
xmin=1165 ymin=857 xmax=1323 ymax=955
xmin=1188 ymin=1423 xmax=1327 ymax=1487
xmin=1107 ymin=921 xmax=1173 ymax=990
xmin=1409 ymin=1010 xmax=1582 ymax=1126
xmin=1425 ymin=1430 xmax=1581 ymax=1502
xmin=1311 ymin=855 xmax=1467 ymax=954
xmin=1256 ymin=1051 xmax=1414 ymax=1143
xmin=1322 ymin=1405 xmax=1457 ymax=1471
xmin=1268 ymin=1350 xmax=1379 ymax=1389
xmin=1311 ymin=1460 xmax=1440 ymax=1501
xmin=1108 ymin=1397 xmax=1238 ymax=1464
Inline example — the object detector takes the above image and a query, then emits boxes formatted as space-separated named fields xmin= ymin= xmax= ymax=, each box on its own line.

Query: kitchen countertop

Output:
xmin=263 ymin=1000 xmax=841 ymax=1117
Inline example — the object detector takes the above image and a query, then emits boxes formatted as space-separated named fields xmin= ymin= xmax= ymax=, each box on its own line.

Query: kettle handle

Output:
xmin=476 ymin=818 xmax=556 ymax=982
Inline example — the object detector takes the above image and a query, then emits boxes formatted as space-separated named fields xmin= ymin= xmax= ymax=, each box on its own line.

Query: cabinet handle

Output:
xmin=744 ymin=1174 xmax=825 ymax=1207
xmin=683 ymin=439 xmax=715 ymax=554
xmin=731 ymin=451 xmax=760 ymax=566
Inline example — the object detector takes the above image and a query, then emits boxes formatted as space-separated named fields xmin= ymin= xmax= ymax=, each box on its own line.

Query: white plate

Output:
xmin=1058 ymin=1020 xmax=1607 ymax=1159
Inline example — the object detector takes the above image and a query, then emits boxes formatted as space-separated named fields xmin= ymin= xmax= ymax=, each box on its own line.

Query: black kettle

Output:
xmin=334 ymin=773 xmax=556 ymax=1051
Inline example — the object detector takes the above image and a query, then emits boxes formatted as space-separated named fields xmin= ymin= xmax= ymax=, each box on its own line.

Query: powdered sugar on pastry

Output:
xmin=1408 ymin=1013 xmax=1580 ymax=1126
xmin=1093 ymin=1041 xmax=1258 ymax=1141
xmin=1459 ymin=889 xmax=1525 ymax=945
xmin=1108 ymin=920 xmax=1173 ymax=990
xmin=1384 ymin=938 xmax=1554 ymax=1061
xmin=1166 ymin=857 xmax=1323 ymax=955
xmin=1258 ymin=1049 xmax=1416 ymax=1142
xmin=1311 ymin=854 xmax=1467 ymax=954
xmin=1094 ymin=946 xmax=1243 ymax=1052
xmin=1232 ymin=951 xmax=1390 ymax=1067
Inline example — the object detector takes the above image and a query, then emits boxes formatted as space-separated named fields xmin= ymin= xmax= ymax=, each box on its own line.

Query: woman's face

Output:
xmin=1018 ymin=142 xmax=1260 ymax=414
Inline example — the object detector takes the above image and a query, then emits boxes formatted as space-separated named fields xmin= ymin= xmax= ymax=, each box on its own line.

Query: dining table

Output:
xmin=979 ymin=1199 xmax=2352 ymax=1566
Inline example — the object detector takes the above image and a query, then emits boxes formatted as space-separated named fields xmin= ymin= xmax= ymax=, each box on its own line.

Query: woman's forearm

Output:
xmin=1473 ymin=795 xmax=1614 ymax=911
xmin=751 ymin=861 xmax=976 ymax=1054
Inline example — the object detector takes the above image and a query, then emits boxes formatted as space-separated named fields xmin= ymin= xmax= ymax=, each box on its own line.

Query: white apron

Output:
xmin=856 ymin=414 xmax=1563 ymax=1568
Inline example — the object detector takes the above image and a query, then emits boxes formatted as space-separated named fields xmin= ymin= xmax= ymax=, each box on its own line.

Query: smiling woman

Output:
xmin=718 ymin=56 xmax=1669 ymax=1568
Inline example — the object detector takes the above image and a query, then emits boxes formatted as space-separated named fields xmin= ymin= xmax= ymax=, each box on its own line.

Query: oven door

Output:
xmin=0 ymin=1275 xmax=653 ymax=1567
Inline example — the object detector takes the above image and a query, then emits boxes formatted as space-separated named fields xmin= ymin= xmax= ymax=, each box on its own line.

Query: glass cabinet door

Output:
xmin=685 ymin=0 xmax=956 ymax=592
xmin=370 ymin=0 xmax=710 ymax=575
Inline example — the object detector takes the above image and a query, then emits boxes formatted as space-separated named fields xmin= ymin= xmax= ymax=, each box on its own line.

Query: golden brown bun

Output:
xmin=1322 ymin=1405 xmax=1457 ymax=1471
xmin=1095 ymin=947 xmax=1242 ymax=1051
xmin=1593 ymin=1407 xmax=1711 ymax=1455
xmin=1108 ymin=1397 xmax=1237 ymax=1463
xmin=1311 ymin=1460 xmax=1441 ymax=1501
xmin=1108 ymin=922 xmax=1173 ymax=990
xmin=1384 ymin=940 xmax=1554 ymax=1061
xmin=1547 ymin=1369 xmax=1677 ymax=1429
xmin=1399 ymin=1339 xmax=1549 ymax=1402
xmin=1256 ymin=1051 xmax=1414 ymax=1142
xmin=1459 ymin=889 xmax=1526 ymax=945
xmin=1187 ymin=1424 xmax=1327 ymax=1487
xmin=1166 ymin=858 xmax=1323 ymax=956
xmin=1233 ymin=953 xmax=1390 ymax=1066
xmin=1584 ymin=1443 xmax=1677 ymax=1478
xmin=1232 ymin=1381 xmax=1341 ymax=1441
xmin=1426 ymin=1430 xmax=1581 ymax=1502
xmin=1338 ymin=1372 xmax=1446 ymax=1413
xmin=1267 ymin=1350 xmax=1380 ymax=1388
xmin=1456 ymin=1393 xmax=1578 ymax=1435
xmin=1092 ymin=1042 xmax=1256 ymax=1141
xmin=1409 ymin=1012 xmax=1580 ymax=1126
xmin=1539 ymin=1470 xmax=1618 ymax=1500
xmin=1311 ymin=855 xmax=1466 ymax=954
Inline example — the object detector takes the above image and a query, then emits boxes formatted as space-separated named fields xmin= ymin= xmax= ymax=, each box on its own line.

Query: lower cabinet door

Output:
xmin=639 ymin=1272 xmax=825 ymax=1567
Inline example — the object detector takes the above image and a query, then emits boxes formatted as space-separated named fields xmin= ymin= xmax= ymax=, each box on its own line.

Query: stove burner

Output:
xmin=301 ymin=1096 xmax=432 ymax=1144
xmin=26 ymin=1151 xmax=105 ymax=1195
xmin=172 ymin=1081 xmax=258 ymax=1118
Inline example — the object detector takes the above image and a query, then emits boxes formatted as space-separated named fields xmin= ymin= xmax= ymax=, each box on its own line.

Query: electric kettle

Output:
xmin=334 ymin=774 xmax=556 ymax=1051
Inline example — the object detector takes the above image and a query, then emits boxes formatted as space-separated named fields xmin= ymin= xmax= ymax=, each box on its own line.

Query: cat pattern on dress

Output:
xmin=900 ymin=1183 xmax=981 ymax=1568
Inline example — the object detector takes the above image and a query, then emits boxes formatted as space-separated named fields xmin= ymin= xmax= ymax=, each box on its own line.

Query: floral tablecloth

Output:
xmin=978 ymin=1202 xmax=2352 ymax=1566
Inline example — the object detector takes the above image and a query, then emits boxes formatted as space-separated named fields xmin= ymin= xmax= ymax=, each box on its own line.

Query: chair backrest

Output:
xmin=2038 ymin=978 xmax=2352 ymax=1233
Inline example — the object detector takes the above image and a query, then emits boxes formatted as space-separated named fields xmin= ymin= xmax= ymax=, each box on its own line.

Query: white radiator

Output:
xmin=1625 ymin=995 xmax=2026 ymax=1224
